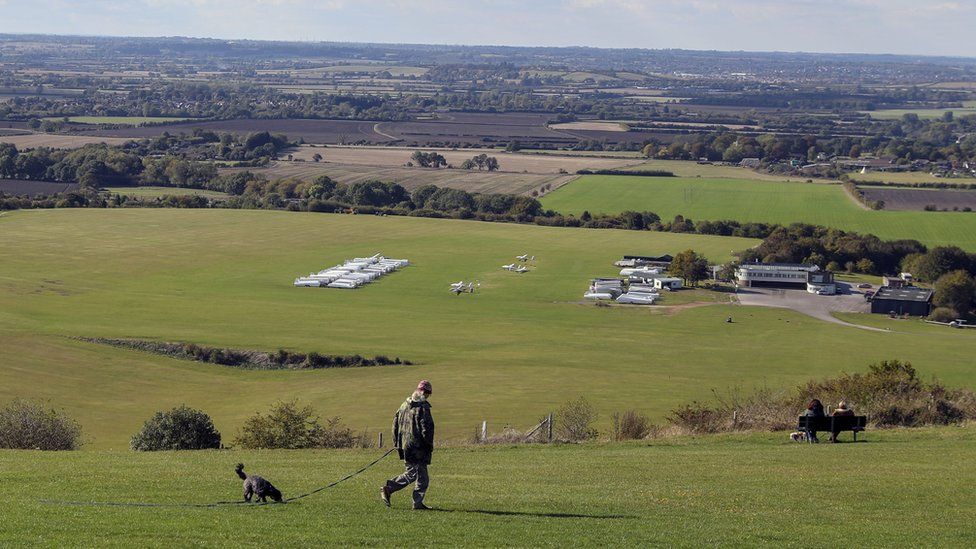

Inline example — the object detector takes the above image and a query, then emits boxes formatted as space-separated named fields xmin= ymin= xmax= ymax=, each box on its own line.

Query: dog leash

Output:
xmin=39 ymin=448 xmax=397 ymax=509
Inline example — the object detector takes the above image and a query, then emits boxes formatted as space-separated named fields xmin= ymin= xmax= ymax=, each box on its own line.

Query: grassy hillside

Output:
xmin=1 ymin=209 xmax=974 ymax=449
xmin=2 ymin=427 xmax=975 ymax=546
xmin=541 ymin=175 xmax=976 ymax=250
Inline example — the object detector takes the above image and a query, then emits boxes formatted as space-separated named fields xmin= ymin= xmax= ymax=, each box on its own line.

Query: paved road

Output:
xmin=734 ymin=283 xmax=886 ymax=332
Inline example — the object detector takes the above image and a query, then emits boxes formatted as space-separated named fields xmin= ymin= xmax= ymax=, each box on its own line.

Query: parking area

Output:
xmin=734 ymin=282 xmax=881 ymax=331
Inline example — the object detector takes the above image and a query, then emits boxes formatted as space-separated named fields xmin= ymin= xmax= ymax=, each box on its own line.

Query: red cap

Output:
xmin=417 ymin=380 xmax=432 ymax=393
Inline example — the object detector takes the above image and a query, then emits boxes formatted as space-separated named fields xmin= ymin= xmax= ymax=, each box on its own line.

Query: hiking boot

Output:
xmin=413 ymin=502 xmax=430 ymax=510
xmin=380 ymin=485 xmax=391 ymax=507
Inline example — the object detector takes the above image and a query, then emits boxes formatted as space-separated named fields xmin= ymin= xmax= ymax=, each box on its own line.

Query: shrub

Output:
xmin=928 ymin=307 xmax=959 ymax=323
xmin=0 ymin=400 xmax=82 ymax=450
xmin=555 ymin=396 xmax=598 ymax=441
xmin=234 ymin=400 xmax=356 ymax=449
xmin=610 ymin=410 xmax=651 ymax=441
xmin=130 ymin=405 xmax=221 ymax=451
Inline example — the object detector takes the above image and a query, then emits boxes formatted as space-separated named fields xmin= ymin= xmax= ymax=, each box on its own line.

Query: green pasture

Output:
xmin=102 ymin=186 xmax=231 ymax=199
xmin=2 ymin=209 xmax=975 ymax=450
xmin=541 ymin=175 xmax=976 ymax=250
xmin=1 ymin=427 xmax=975 ymax=546
xmin=44 ymin=116 xmax=197 ymax=125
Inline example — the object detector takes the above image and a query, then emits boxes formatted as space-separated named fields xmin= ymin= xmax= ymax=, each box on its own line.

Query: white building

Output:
xmin=735 ymin=263 xmax=819 ymax=289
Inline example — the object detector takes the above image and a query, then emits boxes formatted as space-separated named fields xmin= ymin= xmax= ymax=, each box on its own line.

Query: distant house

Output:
xmin=654 ymin=277 xmax=683 ymax=290
xmin=739 ymin=158 xmax=761 ymax=169
xmin=883 ymin=275 xmax=910 ymax=289
xmin=870 ymin=286 xmax=933 ymax=316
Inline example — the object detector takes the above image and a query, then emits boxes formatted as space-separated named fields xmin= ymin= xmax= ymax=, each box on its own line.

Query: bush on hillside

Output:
xmin=928 ymin=307 xmax=959 ymax=323
xmin=0 ymin=400 xmax=82 ymax=450
xmin=663 ymin=360 xmax=976 ymax=435
xmin=234 ymin=400 xmax=358 ymax=449
xmin=130 ymin=405 xmax=221 ymax=451
xmin=555 ymin=396 xmax=598 ymax=442
xmin=610 ymin=410 xmax=651 ymax=441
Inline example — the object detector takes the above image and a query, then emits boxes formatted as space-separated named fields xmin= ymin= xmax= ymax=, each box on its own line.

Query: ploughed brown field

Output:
xmin=75 ymin=113 xmax=681 ymax=147
xmin=0 ymin=179 xmax=79 ymax=196
xmin=859 ymin=185 xmax=976 ymax=211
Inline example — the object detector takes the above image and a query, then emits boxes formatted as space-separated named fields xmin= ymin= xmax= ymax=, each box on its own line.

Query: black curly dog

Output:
xmin=235 ymin=463 xmax=283 ymax=503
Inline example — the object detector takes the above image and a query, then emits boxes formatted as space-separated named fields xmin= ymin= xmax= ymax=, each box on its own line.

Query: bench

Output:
xmin=797 ymin=415 xmax=867 ymax=442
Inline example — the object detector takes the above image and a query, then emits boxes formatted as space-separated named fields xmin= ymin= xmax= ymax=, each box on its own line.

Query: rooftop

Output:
xmin=873 ymin=286 xmax=934 ymax=303
xmin=738 ymin=262 xmax=818 ymax=271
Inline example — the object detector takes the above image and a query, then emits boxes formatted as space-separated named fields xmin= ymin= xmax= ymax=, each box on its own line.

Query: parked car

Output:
xmin=857 ymin=283 xmax=872 ymax=289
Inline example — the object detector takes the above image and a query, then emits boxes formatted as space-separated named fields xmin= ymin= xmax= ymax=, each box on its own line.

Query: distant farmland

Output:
xmin=287 ymin=145 xmax=643 ymax=173
xmin=44 ymin=116 xmax=198 ymax=125
xmin=541 ymin=175 xmax=976 ymax=250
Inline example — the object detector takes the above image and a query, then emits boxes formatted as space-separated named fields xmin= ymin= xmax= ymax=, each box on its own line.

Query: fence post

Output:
xmin=547 ymin=413 xmax=553 ymax=442
xmin=378 ymin=432 xmax=383 ymax=448
xmin=732 ymin=410 xmax=737 ymax=428
xmin=481 ymin=420 xmax=487 ymax=443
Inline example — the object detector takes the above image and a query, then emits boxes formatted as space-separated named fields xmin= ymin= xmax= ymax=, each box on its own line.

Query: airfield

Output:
xmin=2 ymin=208 xmax=974 ymax=450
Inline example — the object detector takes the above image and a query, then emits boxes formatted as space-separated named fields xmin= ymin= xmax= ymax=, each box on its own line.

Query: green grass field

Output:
xmin=2 ymin=427 xmax=974 ymax=546
xmin=2 ymin=209 xmax=975 ymax=451
xmin=102 ymin=186 xmax=231 ymax=199
xmin=102 ymin=186 xmax=230 ymax=199
xmin=44 ymin=116 xmax=197 ymax=125
xmin=540 ymin=175 xmax=976 ymax=250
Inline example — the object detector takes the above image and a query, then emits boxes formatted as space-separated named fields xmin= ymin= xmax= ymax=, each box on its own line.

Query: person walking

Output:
xmin=381 ymin=380 xmax=435 ymax=510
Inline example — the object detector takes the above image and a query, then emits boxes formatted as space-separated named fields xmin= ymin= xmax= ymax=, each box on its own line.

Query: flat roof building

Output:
xmin=736 ymin=263 xmax=819 ymax=289
xmin=870 ymin=286 xmax=933 ymax=316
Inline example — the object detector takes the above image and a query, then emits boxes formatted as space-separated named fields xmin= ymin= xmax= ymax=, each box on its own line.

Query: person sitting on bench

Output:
xmin=803 ymin=399 xmax=826 ymax=443
xmin=829 ymin=401 xmax=854 ymax=442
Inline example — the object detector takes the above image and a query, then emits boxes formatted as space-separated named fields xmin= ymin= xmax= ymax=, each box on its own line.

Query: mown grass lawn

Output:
xmin=2 ymin=209 xmax=974 ymax=450
xmin=2 ymin=426 xmax=974 ymax=547
xmin=541 ymin=175 xmax=976 ymax=250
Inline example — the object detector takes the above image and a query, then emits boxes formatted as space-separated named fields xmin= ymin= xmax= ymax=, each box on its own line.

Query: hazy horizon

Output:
xmin=0 ymin=0 xmax=973 ymax=58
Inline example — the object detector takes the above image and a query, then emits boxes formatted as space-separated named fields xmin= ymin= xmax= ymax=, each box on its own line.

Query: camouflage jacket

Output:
xmin=392 ymin=395 xmax=435 ymax=464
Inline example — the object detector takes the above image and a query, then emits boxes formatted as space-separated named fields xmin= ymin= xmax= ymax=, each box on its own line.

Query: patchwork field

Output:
xmin=225 ymin=162 xmax=577 ymax=194
xmin=2 ymin=209 xmax=975 ymax=451
xmin=541 ymin=175 xmax=976 ymax=250
xmin=2 ymin=427 xmax=975 ymax=546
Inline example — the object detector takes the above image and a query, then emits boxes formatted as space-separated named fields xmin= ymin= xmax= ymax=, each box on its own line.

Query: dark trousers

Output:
xmin=386 ymin=461 xmax=429 ymax=506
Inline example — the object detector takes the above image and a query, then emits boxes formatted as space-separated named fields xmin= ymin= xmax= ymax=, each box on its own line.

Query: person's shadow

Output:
xmin=428 ymin=508 xmax=634 ymax=519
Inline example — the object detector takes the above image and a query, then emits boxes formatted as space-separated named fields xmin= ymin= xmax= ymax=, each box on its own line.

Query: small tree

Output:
xmin=235 ymin=400 xmax=355 ymax=449
xmin=669 ymin=249 xmax=709 ymax=286
xmin=556 ymin=396 xmax=598 ymax=442
xmin=0 ymin=400 xmax=82 ymax=450
xmin=855 ymin=258 xmax=876 ymax=274
xmin=934 ymin=270 xmax=976 ymax=315
xmin=130 ymin=405 xmax=221 ymax=451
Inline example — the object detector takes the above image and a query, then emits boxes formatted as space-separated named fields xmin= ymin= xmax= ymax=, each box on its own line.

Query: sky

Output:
xmin=0 ymin=0 xmax=974 ymax=58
